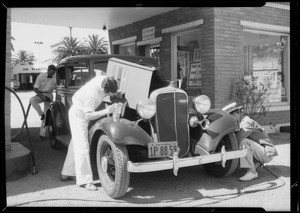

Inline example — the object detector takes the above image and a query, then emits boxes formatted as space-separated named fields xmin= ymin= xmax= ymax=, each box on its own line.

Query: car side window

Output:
xmin=72 ymin=70 xmax=88 ymax=86
xmin=68 ymin=64 xmax=89 ymax=86
xmin=57 ymin=66 xmax=66 ymax=87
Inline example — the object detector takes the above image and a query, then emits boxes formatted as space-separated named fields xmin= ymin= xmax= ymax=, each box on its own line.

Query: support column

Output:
xmin=5 ymin=8 xmax=31 ymax=181
xmin=5 ymin=8 xmax=11 ymax=151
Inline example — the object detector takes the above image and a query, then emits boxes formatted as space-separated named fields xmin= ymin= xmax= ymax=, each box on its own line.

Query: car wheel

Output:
xmin=96 ymin=134 xmax=130 ymax=199
xmin=48 ymin=115 xmax=64 ymax=150
xmin=202 ymin=132 xmax=239 ymax=177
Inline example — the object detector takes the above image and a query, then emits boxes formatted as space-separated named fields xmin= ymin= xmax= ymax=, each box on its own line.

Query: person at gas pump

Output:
xmin=224 ymin=102 xmax=278 ymax=181
xmin=60 ymin=76 xmax=121 ymax=191
xmin=30 ymin=64 xmax=57 ymax=140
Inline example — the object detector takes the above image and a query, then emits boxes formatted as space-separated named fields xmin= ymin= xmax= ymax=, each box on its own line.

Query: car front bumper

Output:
xmin=127 ymin=146 xmax=247 ymax=176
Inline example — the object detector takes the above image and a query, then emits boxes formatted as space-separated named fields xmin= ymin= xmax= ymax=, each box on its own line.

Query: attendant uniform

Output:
xmin=61 ymin=75 xmax=107 ymax=186
xmin=30 ymin=72 xmax=56 ymax=137
xmin=237 ymin=116 xmax=278 ymax=170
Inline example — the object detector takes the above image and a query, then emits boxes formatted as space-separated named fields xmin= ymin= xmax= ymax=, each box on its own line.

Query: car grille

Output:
xmin=151 ymin=92 xmax=189 ymax=157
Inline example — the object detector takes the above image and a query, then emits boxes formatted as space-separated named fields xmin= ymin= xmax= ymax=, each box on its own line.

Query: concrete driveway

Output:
xmin=5 ymin=91 xmax=292 ymax=210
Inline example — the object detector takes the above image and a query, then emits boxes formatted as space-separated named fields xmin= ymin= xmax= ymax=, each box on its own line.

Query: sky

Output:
xmin=11 ymin=22 xmax=108 ymax=64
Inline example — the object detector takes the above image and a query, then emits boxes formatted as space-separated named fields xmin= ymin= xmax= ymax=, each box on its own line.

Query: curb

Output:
xmin=6 ymin=142 xmax=31 ymax=182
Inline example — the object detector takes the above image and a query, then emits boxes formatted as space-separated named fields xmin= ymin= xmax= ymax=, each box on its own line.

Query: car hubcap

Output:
xmin=101 ymin=156 xmax=108 ymax=172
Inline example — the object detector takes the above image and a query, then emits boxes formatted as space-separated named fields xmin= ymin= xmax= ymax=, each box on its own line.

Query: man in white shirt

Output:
xmin=61 ymin=76 xmax=119 ymax=191
xmin=30 ymin=64 xmax=57 ymax=139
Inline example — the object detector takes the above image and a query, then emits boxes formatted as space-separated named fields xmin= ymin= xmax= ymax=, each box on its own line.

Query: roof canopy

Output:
xmin=11 ymin=7 xmax=177 ymax=30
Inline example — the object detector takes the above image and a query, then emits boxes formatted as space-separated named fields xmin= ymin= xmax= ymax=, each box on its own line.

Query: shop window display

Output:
xmin=119 ymin=43 xmax=135 ymax=55
xmin=243 ymin=31 xmax=289 ymax=103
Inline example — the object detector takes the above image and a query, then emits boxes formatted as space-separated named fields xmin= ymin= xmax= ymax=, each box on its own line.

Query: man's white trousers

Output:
xmin=239 ymin=138 xmax=273 ymax=170
xmin=29 ymin=94 xmax=52 ymax=137
xmin=61 ymin=107 xmax=94 ymax=186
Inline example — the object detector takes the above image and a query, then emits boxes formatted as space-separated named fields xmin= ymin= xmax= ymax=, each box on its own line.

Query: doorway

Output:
xmin=171 ymin=28 xmax=202 ymax=89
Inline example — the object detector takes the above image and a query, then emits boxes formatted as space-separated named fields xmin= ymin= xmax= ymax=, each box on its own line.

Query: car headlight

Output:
xmin=136 ymin=99 xmax=156 ymax=119
xmin=193 ymin=95 xmax=211 ymax=114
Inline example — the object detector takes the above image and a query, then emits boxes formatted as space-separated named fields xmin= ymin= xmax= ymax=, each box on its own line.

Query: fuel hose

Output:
xmin=5 ymin=86 xmax=38 ymax=175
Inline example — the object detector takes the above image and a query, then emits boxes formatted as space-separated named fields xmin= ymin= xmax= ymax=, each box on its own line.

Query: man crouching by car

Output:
xmin=224 ymin=102 xmax=278 ymax=181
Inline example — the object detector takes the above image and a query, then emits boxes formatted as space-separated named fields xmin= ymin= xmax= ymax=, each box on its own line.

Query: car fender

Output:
xmin=45 ymin=101 xmax=69 ymax=133
xmin=89 ymin=117 xmax=153 ymax=147
xmin=197 ymin=109 xmax=238 ymax=152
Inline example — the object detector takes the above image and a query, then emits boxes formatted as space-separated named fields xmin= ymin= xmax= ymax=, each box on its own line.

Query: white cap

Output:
xmin=222 ymin=102 xmax=243 ymax=113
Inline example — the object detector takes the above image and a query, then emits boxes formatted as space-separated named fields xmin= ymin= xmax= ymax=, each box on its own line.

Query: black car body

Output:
xmin=45 ymin=54 xmax=247 ymax=198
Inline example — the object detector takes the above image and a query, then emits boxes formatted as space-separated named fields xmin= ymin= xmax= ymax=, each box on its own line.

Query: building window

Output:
xmin=119 ymin=42 xmax=135 ymax=55
xmin=243 ymin=30 xmax=289 ymax=104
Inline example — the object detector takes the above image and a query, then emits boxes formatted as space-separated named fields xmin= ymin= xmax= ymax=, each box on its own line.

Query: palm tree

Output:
xmin=11 ymin=50 xmax=35 ymax=66
xmin=53 ymin=37 xmax=85 ymax=62
xmin=83 ymin=34 xmax=108 ymax=55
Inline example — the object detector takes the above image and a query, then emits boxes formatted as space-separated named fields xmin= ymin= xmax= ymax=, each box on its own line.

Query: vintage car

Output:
xmin=45 ymin=54 xmax=247 ymax=198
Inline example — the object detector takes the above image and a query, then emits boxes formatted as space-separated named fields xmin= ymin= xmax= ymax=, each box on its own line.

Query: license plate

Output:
xmin=148 ymin=141 xmax=178 ymax=158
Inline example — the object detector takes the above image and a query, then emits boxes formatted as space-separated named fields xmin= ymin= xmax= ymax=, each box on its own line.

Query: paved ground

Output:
xmin=5 ymin=91 xmax=293 ymax=210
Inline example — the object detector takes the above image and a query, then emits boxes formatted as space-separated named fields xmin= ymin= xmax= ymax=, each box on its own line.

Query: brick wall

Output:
xmin=241 ymin=5 xmax=290 ymax=26
xmin=213 ymin=5 xmax=290 ymax=126
xmin=109 ymin=7 xmax=216 ymax=102
xmin=214 ymin=7 xmax=244 ymax=109
xmin=199 ymin=8 xmax=215 ymax=104
xmin=159 ymin=33 xmax=171 ymax=79
xmin=262 ymin=110 xmax=290 ymax=125
xmin=109 ymin=5 xmax=290 ymax=125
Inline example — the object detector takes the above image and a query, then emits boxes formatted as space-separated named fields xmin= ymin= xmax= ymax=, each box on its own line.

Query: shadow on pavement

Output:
xmin=7 ymin=127 xmax=69 ymax=197
xmin=118 ymin=162 xmax=289 ymax=204
xmin=7 ymin=127 xmax=290 ymax=205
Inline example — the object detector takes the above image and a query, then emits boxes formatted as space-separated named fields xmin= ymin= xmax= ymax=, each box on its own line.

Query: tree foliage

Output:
xmin=83 ymin=34 xmax=108 ymax=55
xmin=53 ymin=37 xmax=85 ymax=63
xmin=230 ymin=75 xmax=272 ymax=123
xmin=11 ymin=50 xmax=35 ymax=66
xmin=53 ymin=34 xmax=108 ymax=63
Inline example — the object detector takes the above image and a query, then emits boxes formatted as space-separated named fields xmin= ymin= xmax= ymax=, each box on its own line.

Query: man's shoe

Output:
xmin=40 ymin=114 xmax=45 ymax=120
xmin=40 ymin=136 xmax=45 ymax=140
xmin=61 ymin=175 xmax=76 ymax=182
xmin=80 ymin=183 xmax=98 ymax=191
xmin=239 ymin=170 xmax=258 ymax=181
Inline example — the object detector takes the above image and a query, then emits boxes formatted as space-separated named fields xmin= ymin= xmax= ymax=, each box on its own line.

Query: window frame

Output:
xmin=119 ymin=42 xmax=136 ymax=55
xmin=242 ymin=28 xmax=290 ymax=111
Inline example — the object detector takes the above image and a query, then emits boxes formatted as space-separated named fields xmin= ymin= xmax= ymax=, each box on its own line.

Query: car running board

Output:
xmin=55 ymin=134 xmax=71 ymax=146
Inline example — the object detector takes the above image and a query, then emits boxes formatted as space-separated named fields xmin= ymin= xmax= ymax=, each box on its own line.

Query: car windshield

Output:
xmin=149 ymin=70 xmax=169 ymax=94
